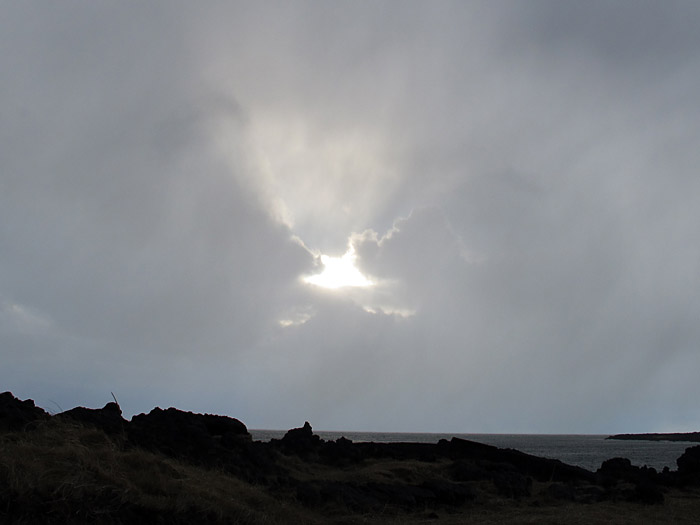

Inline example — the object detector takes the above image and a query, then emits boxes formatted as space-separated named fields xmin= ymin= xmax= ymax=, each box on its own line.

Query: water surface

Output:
xmin=250 ymin=430 xmax=696 ymax=472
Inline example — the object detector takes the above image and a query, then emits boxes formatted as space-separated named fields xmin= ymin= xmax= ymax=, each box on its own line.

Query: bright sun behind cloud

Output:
xmin=303 ymin=247 xmax=373 ymax=289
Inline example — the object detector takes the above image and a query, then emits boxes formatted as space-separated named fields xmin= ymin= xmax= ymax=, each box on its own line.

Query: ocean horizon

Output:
xmin=250 ymin=430 xmax=697 ymax=472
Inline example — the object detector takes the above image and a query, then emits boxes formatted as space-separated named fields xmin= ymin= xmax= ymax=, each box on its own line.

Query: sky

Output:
xmin=2 ymin=1 xmax=700 ymax=434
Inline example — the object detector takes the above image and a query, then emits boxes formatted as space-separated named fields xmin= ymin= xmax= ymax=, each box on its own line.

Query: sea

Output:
xmin=249 ymin=430 xmax=698 ymax=472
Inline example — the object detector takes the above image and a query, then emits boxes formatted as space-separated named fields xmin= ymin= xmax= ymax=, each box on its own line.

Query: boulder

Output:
xmin=597 ymin=457 xmax=635 ymax=486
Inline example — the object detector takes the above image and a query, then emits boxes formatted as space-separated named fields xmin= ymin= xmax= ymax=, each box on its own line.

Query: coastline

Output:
xmin=253 ymin=430 xmax=695 ymax=471
xmin=4 ymin=391 xmax=700 ymax=523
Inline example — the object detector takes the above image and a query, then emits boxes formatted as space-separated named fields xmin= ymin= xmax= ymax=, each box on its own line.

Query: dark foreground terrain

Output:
xmin=2 ymin=392 xmax=700 ymax=524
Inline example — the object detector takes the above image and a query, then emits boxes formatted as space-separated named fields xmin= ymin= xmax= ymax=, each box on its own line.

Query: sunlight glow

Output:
xmin=278 ymin=311 xmax=313 ymax=328
xmin=303 ymin=247 xmax=374 ymax=289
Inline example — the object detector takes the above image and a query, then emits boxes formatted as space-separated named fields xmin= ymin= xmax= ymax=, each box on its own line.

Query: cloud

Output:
xmin=1 ymin=3 xmax=317 ymax=413
xmin=2 ymin=2 xmax=700 ymax=433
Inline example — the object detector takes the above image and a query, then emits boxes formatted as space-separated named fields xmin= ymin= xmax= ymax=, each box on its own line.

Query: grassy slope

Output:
xmin=2 ymin=419 xmax=700 ymax=524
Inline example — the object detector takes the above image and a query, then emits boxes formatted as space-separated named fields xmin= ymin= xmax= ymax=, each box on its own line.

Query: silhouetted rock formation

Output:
xmin=596 ymin=457 xmax=664 ymax=503
xmin=58 ymin=402 xmax=126 ymax=435
xmin=128 ymin=407 xmax=249 ymax=462
xmin=441 ymin=437 xmax=596 ymax=484
xmin=677 ymin=445 xmax=700 ymax=485
xmin=0 ymin=391 xmax=49 ymax=431
xmin=278 ymin=421 xmax=321 ymax=455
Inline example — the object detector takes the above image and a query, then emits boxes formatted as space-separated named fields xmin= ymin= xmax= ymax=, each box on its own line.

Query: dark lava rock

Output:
xmin=677 ymin=445 xmax=700 ymax=476
xmin=321 ymin=436 xmax=362 ymax=465
xmin=597 ymin=457 xmax=635 ymax=486
xmin=125 ymin=407 xmax=283 ymax=484
xmin=128 ymin=407 xmax=249 ymax=461
xmin=677 ymin=445 xmax=700 ymax=485
xmin=446 ymin=437 xmax=595 ymax=484
xmin=58 ymin=402 xmax=126 ymax=435
xmin=595 ymin=458 xmax=665 ymax=504
xmin=354 ymin=441 xmax=439 ymax=462
xmin=0 ymin=392 xmax=49 ymax=431
xmin=279 ymin=421 xmax=322 ymax=454
xmin=597 ymin=457 xmax=658 ymax=486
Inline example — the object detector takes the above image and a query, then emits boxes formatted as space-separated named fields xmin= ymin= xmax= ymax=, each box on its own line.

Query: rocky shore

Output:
xmin=3 ymin=391 xmax=700 ymax=524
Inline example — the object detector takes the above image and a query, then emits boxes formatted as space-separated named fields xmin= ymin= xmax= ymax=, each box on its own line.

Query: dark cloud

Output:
xmin=507 ymin=1 xmax=700 ymax=69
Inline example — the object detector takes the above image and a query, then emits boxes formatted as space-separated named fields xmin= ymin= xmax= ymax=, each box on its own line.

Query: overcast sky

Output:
xmin=2 ymin=1 xmax=700 ymax=434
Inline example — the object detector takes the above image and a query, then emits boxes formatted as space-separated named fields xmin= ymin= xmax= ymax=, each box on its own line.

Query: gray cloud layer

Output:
xmin=2 ymin=2 xmax=699 ymax=433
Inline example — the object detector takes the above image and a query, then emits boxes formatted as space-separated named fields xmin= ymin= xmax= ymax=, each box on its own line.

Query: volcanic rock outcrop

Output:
xmin=58 ymin=402 xmax=126 ymax=435
xmin=0 ymin=391 xmax=49 ymax=431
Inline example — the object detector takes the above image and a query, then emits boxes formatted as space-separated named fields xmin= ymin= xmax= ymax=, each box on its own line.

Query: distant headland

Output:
xmin=607 ymin=432 xmax=700 ymax=442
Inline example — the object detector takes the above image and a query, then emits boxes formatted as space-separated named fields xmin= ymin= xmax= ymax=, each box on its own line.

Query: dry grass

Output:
xmin=0 ymin=419 xmax=317 ymax=524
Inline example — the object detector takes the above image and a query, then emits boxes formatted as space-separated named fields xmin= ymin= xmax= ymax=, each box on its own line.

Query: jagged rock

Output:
xmin=595 ymin=458 xmax=664 ymax=503
xmin=279 ymin=421 xmax=321 ymax=454
xmin=58 ymin=402 xmax=126 ymax=434
xmin=0 ymin=392 xmax=49 ymax=431
xmin=282 ymin=421 xmax=316 ymax=441
xmin=125 ymin=407 xmax=285 ymax=484
xmin=320 ymin=436 xmax=362 ymax=465
xmin=354 ymin=441 xmax=439 ymax=462
xmin=597 ymin=457 xmax=658 ymax=486
xmin=128 ymin=407 xmax=249 ymax=461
